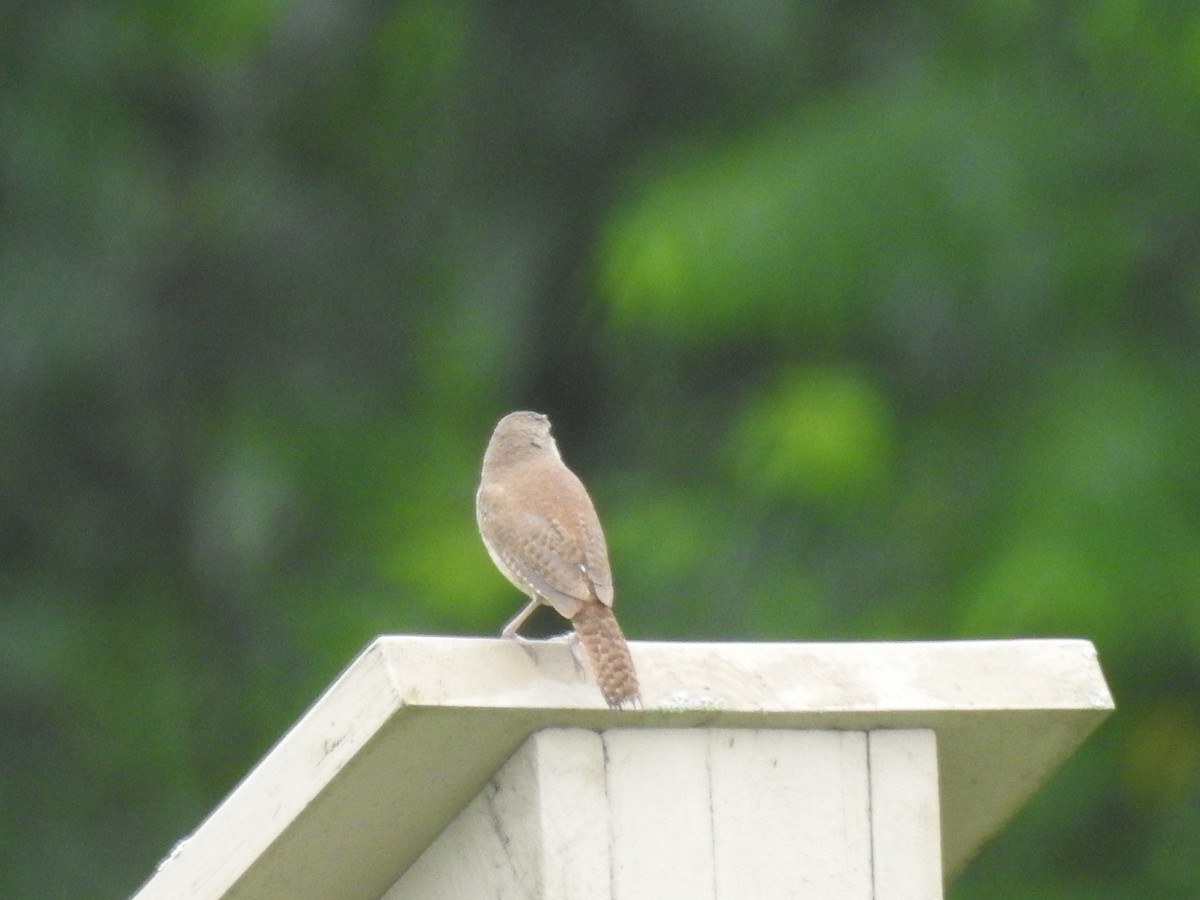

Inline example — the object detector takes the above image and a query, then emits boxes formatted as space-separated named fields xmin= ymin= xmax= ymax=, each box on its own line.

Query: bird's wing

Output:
xmin=476 ymin=468 xmax=611 ymax=619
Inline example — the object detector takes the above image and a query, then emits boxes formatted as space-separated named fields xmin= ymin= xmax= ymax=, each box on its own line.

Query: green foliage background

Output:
xmin=3 ymin=2 xmax=1199 ymax=896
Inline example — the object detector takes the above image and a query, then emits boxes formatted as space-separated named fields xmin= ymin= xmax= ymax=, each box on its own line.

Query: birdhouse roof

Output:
xmin=133 ymin=636 xmax=1114 ymax=899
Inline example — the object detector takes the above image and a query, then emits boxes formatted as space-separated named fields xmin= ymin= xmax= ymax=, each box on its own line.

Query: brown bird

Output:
xmin=476 ymin=411 xmax=641 ymax=708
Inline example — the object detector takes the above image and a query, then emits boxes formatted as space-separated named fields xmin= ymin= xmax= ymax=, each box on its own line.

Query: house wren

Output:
xmin=476 ymin=411 xmax=640 ymax=708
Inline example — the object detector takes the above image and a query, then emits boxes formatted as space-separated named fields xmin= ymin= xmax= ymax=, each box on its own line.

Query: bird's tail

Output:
xmin=572 ymin=602 xmax=641 ymax=709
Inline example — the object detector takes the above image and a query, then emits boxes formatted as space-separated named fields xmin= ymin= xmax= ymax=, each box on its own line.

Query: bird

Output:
xmin=476 ymin=410 xmax=641 ymax=709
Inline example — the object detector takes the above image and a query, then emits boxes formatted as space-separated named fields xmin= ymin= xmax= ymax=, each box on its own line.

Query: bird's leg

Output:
xmin=500 ymin=597 xmax=584 ymax=671
xmin=501 ymin=596 xmax=543 ymax=643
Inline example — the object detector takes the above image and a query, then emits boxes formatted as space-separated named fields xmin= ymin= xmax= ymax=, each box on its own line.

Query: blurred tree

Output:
xmin=1 ymin=1 xmax=1198 ymax=896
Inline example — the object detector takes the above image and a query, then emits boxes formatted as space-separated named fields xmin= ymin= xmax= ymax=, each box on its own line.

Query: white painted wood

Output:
xmin=869 ymin=730 xmax=943 ymax=900
xmin=394 ymin=728 xmax=876 ymax=900
xmin=604 ymin=729 xmax=716 ymax=898
xmin=131 ymin=637 xmax=1113 ymax=900
xmin=709 ymin=729 xmax=871 ymax=898
xmin=387 ymin=728 xmax=610 ymax=900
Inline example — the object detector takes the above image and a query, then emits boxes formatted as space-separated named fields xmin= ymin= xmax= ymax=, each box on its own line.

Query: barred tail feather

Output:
xmin=572 ymin=602 xmax=641 ymax=709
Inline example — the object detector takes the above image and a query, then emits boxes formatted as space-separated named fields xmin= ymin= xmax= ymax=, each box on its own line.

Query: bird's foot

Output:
xmin=500 ymin=628 xmax=542 ymax=660
xmin=565 ymin=631 xmax=587 ymax=675
xmin=500 ymin=629 xmax=535 ymax=644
